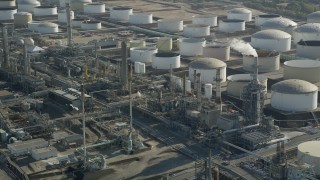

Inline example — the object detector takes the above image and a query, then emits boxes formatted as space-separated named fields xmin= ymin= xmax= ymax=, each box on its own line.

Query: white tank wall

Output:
xmin=157 ymin=37 xmax=172 ymax=52
xmin=139 ymin=62 xmax=146 ymax=74
xmin=243 ymin=51 xmax=280 ymax=72
xmin=129 ymin=13 xmax=152 ymax=24
xmin=179 ymin=38 xmax=206 ymax=56
xmin=110 ymin=8 xmax=133 ymax=21
xmin=14 ymin=12 xmax=32 ymax=26
xmin=271 ymin=91 xmax=317 ymax=111
xmin=0 ymin=9 xmax=17 ymax=20
xmin=81 ymin=21 xmax=101 ymax=30
xmin=37 ymin=24 xmax=59 ymax=34
xmin=296 ymin=42 xmax=320 ymax=60
xmin=158 ymin=19 xmax=183 ymax=33
xmin=28 ymin=21 xmax=40 ymax=31
xmin=297 ymin=142 xmax=320 ymax=175
xmin=58 ymin=10 xmax=74 ymax=23
xmin=189 ymin=66 xmax=227 ymax=84
xmin=0 ymin=0 xmax=16 ymax=7
xmin=183 ymin=25 xmax=210 ymax=38
xmin=18 ymin=1 xmax=41 ymax=13
xmin=227 ymin=74 xmax=267 ymax=98
xmin=203 ymin=45 xmax=230 ymax=61
xmin=72 ymin=19 xmax=84 ymax=27
xmin=205 ymin=83 xmax=213 ymax=99
xmin=251 ymin=38 xmax=291 ymax=52
xmin=293 ymin=31 xmax=320 ymax=44
xmin=219 ymin=20 xmax=245 ymax=33
xmin=34 ymin=6 xmax=57 ymax=16
xmin=255 ymin=15 xmax=281 ymax=26
xmin=284 ymin=60 xmax=320 ymax=83
xmin=129 ymin=40 xmax=146 ymax=48
xmin=185 ymin=80 xmax=191 ymax=93
xmin=227 ymin=12 xmax=252 ymax=22
xmin=152 ymin=53 xmax=180 ymax=69
xmin=192 ymin=15 xmax=217 ymax=27
xmin=134 ymin=61 xmax=140 ymax=73
xmin=84 ymin=3 xmax=105 ymax=14
xmin=130 ymin=47 xmax=158 ymax=63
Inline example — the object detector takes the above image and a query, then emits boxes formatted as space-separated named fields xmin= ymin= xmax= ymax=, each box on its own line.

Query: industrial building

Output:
xmin=31 ymin=146 xmax=58 ymax=160
xmin=7 ymin=138 xmax=48 ymax=156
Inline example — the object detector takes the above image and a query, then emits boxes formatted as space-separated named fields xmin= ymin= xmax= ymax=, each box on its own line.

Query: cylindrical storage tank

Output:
xmin=227 ymin=8 xmax=252 ymax=22
xmin=185 ymin=80 xmax=191 ymax=93
xmin=183 ymin=24 xmax=210 ymax=38
xmin=0 ymin=0 xmax=16 ymax=7
xmin=129 ymin=13 xmax=152 ymax=24
xmin=0 ymin=8 xmax=17 ymax=20
xmin=283 ymin=60 xmax=320 ymax=83
xmin=227 ymin=74 xmax=267 ymax=98
xmin=255 ymin=14 xmax=281 ymax=26
xmin=205 ymin=83 xmax=212 ymax=99
xmin=59 ymin=0 xmax=69 ymax=7
xmin=296 ymin=41 xmax=320 ymax=60
xmin=83 ymin=3 xmax=105 ymax=14
xmin=297 ymin=141 xmax=320 ymax=175
xmin=307 ymin=11 xmax=320 ymax=23
xmin=81 ymin=20 xmax=101 ymax=30
xmin=139 ymin=62 xmax=145 ymax=74
xmin=157 ymin=37 xmax=172 ymax=52
xmin=130 ymin=47 xmax=158 ymax=63
xmin=243 ymin=50 xmax=280 ymax=72
xmin=134 ymin=61 xmax=140 ymax=73
xmin=28 ymin=21 xmax=40 ymax=31
xmin=271 ymin=79 xmax=318 ymax=111
xmin=14 ymin=12 xmax=32 ymax=27
xmin=188 ymin=58 xmax=227 ymax=84
xmin=219 ymin=19 xmax=245 ymax=33
xmin=58 ymin=9 xmax=74 ymax=23
xmin=110 ymin=6 xmax=133 ymax=21
xmin=260 ymin=17 xmax=297 ymax=34
xmin=36 ymin=22 xmax=58 ymax=34
xmin=34 ymin=6 xmax=57 ymax=16
xmin=72 ymin=18 xmax=85 ymax=27
xmin=251 ymin=29 xmax=291 ymax=52
xmin=192 ymin=15 xmax=217 ymax=27
xmin=18 ymin=0 xmax=40 ymax=13
xmin=293 ymin=23 xmax=320 ymax=44
xmin=203 ymin=44 xmax=230 ymax=61
xmin=152 ymin=52 xmax=180 ymax=70
xmin=157 ymin=19 xmax=183 ymax=33
xmin=129 ymin=40 xmax=146 ymax=48
xmin=179 ymin=38 xmax=206 ymax=56
xmin=70 ymin=0 xmax=92 ymax=10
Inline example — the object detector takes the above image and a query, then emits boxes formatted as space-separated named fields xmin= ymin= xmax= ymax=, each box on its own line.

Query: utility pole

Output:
xmin=128 ymin=63 xmax=133 ymax=153
xmin=81 ymin=83 xmax=87 ymax=168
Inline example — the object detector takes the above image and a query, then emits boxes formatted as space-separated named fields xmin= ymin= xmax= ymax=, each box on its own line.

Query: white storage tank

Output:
xmin=28 ymin=21 xmax=40 ymax=31
xmin=203 ymin=44 xmax=230 ymax=61
xmin=14 ymin=12 xmax=32 ymax=27
xmin=37 ymin=22 xmax=58 ymax=34
xmin=129 ymin=13 xmax=152 ymax=24
xmin=293 ymin=23 xmax=320 ymax=44
xmin=284 ymin=59 xmax=320 ymax=83
xmin=219 ymin=19 xmax=245 ymax=33
xmin=204 ymin=83 xmax=213 ymax=99
xmin=227 ymin=8 xmax=252 ymax=22
xmin=296 ymin=40 xmax=320 ymax=60
xmin=185 ymin=80 xmax=192 ymax=93
xmin=129 ymin=40 xmax=146 ymax=48
xmin=227 ymin=74 xmax=267 ymax=98
xmin=18 ymin=0 xmax=40 ymax=13
xmin=83 ymin=3 xmax=105 ymax=14
xmin=157 ymin=37 xmax=172 ymax=52
xmin=251 ymin=29 xmax=291 ymax=52
xmin=255 ymin=14 xmax=281 ymax=26
xmin=139 ymin=62 xmax=146 ymax=74
xmin=70 ymin=0 xmax=91 ymax=10
xmin=183 ymin=24 xmax=210 ymax=38
xmin=0 ymin=0 xmax=16 ymax=7
xmin=110 ymin=6 xmax=133 ymax=21
xmin=188 ymin=58 xmax=227 ymax=84
xmin=58 ymin=9 xmax=74 ymax=23
xmin=260 ymin=17 xmax=297 ymax=34
xmin=297 ymin=141 xmax=320 ymax=175
xmin=158 ymin=19 xmax=183 ymax=33
xmin=34 ymin=6 xmax=57 ymax=16
xmin=72 ymin=18 xmax=86 ymax=27
xmin=152 ymin=52 xmax=180 ymax=70
xmin=192 ymin=14 xmax=217 ymax=27
xmin=0 ymin=8 xmax=17 ymax=20
xmin=271 ymin=79 xmax=318 ymax=111
xmin=307 ymin=11 xmax=320 ymax=23
xmin=81 ymin=20 xmax=101 ymax=30
xmin=134 ymin=61 xmax=140 ymax=74
xmin=130 ymin=47 xmax=158 ymax=63
xmin=243 ymin=50 xmax=280 ymax=72
xmin=179 ymin=38 xmax=206 ymax=56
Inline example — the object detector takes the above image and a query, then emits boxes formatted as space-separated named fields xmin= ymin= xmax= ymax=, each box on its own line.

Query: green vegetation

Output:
xmin=242 ymin=0 xmax=320 ymax=19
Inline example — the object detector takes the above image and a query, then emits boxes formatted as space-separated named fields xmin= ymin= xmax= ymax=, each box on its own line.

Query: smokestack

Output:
xmin=193 ymin=69 xmax=197 ymax=93
xmin=81 ymin=83 xmax=87 ymax=168
xmin=23 ymin=40 xmax=29 ymax=75
xmin=183 ymin=72 xmax=186 ymax=96
xmin=197 ymin=73 xmax=201 ymax=99
xmin=66 ymin=3 xmax=73 ymax=46
xmin=215 ymin=68 xmax=222 ymax=111
xmin=121 ymin=42 xmax=128 ymax=90
xmin=1 ymin=25 xmax=9 ymax=68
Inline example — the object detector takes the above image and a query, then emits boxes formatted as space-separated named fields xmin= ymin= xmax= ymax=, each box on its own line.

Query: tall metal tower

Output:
xmin=66 ymin=3 xmax=73 ymax=46
xmin=81 ymin=83 xmax=87 ymax=168
xmin=120 ymin=42 xmax=128 ymax=91
xmin=127 ymin=63 xmax=133 ymax=152
xmin=1 ymin=24 xmax=9 ymax=68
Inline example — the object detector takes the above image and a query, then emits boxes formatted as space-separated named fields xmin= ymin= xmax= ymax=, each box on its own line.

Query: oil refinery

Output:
xmin=0 ymin=0 xmax=320 ymax=180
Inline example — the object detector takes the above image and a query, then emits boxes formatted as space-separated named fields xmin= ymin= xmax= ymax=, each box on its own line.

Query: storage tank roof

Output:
xmin=298 ymin=141 xmax=320 ymax=158
xmin=228 ymin=8 xmax=251 ymax=14
xmin=71 ymin=0 xmax=92 ymax=3
xmin=308 ymin=11 xmax=320 ymax=19
xmin=19 ymin=0 xmax=40 ymax=5
xmin=261 ymin=17 xmax=297 ymax=28
xmin=271 ymin=79 xmax=318 ymax=94
xmin=14 ymin=12 xmax=32 ymax=15
xmin=38 ymin=22 xmax=58 ymax=27
xmin=252 ymin=29 xmax=291 ymax=39
xmin=189 ymin=58 xmax=226 ymax=69
xmin=294 ymin=23 xmax=320 ymax=33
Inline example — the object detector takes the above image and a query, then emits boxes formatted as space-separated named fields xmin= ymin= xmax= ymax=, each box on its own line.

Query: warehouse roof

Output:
xmin=8 ymin=138 xmax=47 ymax=150
xmin=271 ymin=79 xmax=318 ymax=94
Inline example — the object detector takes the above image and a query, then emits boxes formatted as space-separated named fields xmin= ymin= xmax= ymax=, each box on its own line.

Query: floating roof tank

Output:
xmin=183 ymin=24 xmax=210 ymax=38
xmin=0 ymin=7 xmax=17 ymax=20
xmin=203 ymin=44 xmax=230 ymax=61
xmin=192 ymin=15 xmax=217 ymax=27
xmin=110 ymin=6 xmax=133 ymax=21
xmin=243 ymin=50 xmax=280 ymax=72
xmin=129 ymin=13 xmax=153 ymax=24
xmin=83 ymin=3 xmax=105 ymax=14
xmin=34 ymin=5 xmax=57 ymax=16
xmin=36 ymin=22 xmax=59 ymax=34
xmin=284 ymin=59 xmax=320 ymax=83
xmin=17 ymin=0 xmax=40 ymax=13
xmin=152 ymin=52 xmax=180 ymax=70
xmin=130 ymin=47 xmax=158 ymax=63
xmin=157 ymin=19 xmax=183 ymax=33
xmin=179 ymin=38 xmax=206 ymax=56
xmin=227 ymin=8 xmax=252 ymax=22
xmin=219 ymin=19 xmax=245 ymax=33
xmin=298 ymin=141 xmax=320 ymax=176
xmin=296 ymin=40 xmax=320 ymax=60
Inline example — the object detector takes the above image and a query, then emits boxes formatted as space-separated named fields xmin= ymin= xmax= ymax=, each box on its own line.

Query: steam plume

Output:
xmin=229 ymin=39 xmax=258 ymax=57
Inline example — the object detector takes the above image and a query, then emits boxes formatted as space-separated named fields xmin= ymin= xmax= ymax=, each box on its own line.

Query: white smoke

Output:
xmin=229 ymin=39 xmax=258 ymax=57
